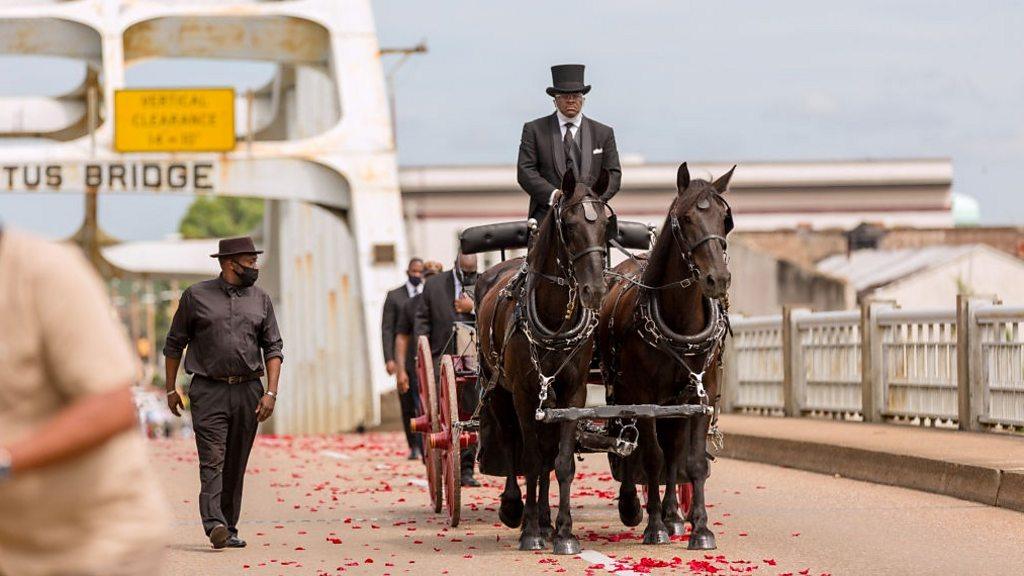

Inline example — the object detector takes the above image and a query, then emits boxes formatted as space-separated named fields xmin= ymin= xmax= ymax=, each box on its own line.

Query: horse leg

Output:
xmin=517 ymin=415 xmax=546 ymax=551
xmin=661 ymin=421 xmax=686 ymax=536
xmin=500 ymin=474 xmax=524 ymax=528
xmin=537 ymin=470 xmax=553 ymax=540
xmin=685 ymin=414 xmax=716 ymax=550
xmin=616 ymin=449 xmax=643 ymax=527
xmin=552 ymin=420 xmax=581 ymax=555
xmin=639 ymin=418 xmax=670 ymax=545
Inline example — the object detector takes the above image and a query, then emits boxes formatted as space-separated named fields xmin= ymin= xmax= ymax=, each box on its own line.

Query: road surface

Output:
xmin=153 ymin=432 xmax=1024 ymax=576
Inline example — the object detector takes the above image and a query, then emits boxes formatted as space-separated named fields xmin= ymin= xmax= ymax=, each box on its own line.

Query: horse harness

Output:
xmin=602 ymin=190 xmax=732 ymax=448
xmin=480 ymin=194 xmax=614 ymax=422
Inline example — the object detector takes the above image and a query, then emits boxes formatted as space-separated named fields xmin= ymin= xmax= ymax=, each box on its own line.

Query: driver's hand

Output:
xmin=454 ymin=294 xmax=474 ymax=314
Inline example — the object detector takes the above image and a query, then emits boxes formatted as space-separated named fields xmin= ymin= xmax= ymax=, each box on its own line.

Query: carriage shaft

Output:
xmin=537 ymin=403 xmax=713 ymax=423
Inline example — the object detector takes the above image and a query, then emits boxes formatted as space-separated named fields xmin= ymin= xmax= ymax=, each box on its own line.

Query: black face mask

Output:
xmin=458 ymin=269 xmax=478 ymax=286
xmin=408 ymin=275 xmax=423 ymax=287
xmin=234 ymin=262 xmax=260 ymax=288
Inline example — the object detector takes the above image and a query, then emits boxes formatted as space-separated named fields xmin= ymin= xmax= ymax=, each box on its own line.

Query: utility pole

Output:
xmin=380 ymin=41 xmax=428 ymax=145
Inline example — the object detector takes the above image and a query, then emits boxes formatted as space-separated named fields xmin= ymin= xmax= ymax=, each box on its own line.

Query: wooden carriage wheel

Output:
xmin=438 ymin=355 xmax=462 ymax=527
xmin=415 ymin=336 xmax=443 ymax=513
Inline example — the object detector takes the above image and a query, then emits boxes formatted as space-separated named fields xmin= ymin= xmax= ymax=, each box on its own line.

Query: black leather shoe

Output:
xmin=407 ymin=448 xmax=421 ymax=460
xmin=226 ymin=535 xmax=247 ymax=548
xmin=209 ymin=524 xmax=230 ymax=549
xmin=461 ymin=474 xmax=481 ymax=487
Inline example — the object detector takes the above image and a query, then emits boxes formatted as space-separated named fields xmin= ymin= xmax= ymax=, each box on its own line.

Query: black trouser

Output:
xmin=457 ymin=374 xmax=481 ymax=477
xmin=399 ymin=365 xmax=422 ymax=452
xmin=189 ymin=375 xmax=262 ymax=536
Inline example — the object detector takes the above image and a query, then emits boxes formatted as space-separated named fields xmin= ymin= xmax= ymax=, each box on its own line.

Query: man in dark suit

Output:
xmin=517 ymin=63 xmax=622 ymax=222
xmin=394 ymin=261 xmax=443 ymax=459
xmin=381 ymin=257 xmax=424 ymax=458
xmin=415 ymin=252 xmax=480 ymax=486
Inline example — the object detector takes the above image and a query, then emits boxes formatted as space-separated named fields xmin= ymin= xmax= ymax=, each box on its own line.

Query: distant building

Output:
xmin=400 ymin=158 xmax=955 ymax=265
xmin=817 ymin=245 xmax=1024 ymax=307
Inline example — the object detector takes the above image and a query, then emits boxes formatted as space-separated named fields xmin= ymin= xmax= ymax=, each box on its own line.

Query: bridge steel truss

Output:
xmin=0 ymin=0 xmax=409 ymax=433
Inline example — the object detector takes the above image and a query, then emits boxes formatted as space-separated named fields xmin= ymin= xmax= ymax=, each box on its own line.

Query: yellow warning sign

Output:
xmin=114 ymin=88 xmax=236 ymax=152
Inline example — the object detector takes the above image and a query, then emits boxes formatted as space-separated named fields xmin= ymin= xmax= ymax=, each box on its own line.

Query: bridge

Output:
xmin=0 ymin=0 xmax=408 ymax=433
xmin=3 ymin=2 xmax=1022 ymax=573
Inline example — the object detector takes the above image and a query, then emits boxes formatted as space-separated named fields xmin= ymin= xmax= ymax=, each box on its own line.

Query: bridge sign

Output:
xmin=114 ymin=88 xmax=236 ymax=152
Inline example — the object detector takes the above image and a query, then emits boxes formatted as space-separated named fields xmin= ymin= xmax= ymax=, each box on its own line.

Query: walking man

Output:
xmin=416 ymin=252 xmax=480 ymax=486
xmin=517 ymin=63 xmax=622 ymax=222
xmin=164 ymin=236 xmax=284 ymax=549
xmin=394 ymin=260 xmax=444 ymax=433
xmin=382 ymin=257 xmax=425 ymax=458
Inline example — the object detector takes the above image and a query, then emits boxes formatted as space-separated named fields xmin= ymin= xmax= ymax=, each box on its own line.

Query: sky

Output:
xmin=2 ymin=0 xmax=1023 ymax=239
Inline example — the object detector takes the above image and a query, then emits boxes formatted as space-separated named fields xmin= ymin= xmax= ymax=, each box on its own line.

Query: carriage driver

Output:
xmin=517 ymin=64 xmax=622 ymax=222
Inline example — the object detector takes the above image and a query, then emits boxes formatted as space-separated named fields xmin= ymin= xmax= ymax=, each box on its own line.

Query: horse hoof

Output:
xmin=519 ymin=534 xmax=546 ymax=551
xmin=552 ymin=536 xmax=581 ymax=555
xmin=618 ymin=495 xmax=643 ymax=527
xmin=499 ymin=498 xmax=524 ymax=528
xmin=687 ymin=531 xmax=717 ymax=550
xmin=642 ymin=526 xmax=671 ymax=545
xmin=665 ymin=520 xmax=687 ymax=537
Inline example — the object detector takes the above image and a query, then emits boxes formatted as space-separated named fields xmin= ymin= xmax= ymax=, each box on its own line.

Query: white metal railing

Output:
xmin=876 ymin=308 xmax=958 ymax=422
xmin=974 ymin=305 xmax=1024 ymax=428
xmin=729 ymin=315 xmax=784 ymax=413
xmin=723 ymin=297 xmax=1024 ymax=432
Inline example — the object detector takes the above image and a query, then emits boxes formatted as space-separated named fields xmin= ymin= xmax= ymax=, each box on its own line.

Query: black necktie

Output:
xmin=564 ymin=123 xmax=580 ymax=175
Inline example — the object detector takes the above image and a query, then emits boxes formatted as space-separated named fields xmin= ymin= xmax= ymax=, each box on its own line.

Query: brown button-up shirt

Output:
xmin=0 ymin=229 xmax=168 ymax=576
xmin=163 ymin=275 xmax=284 ymax=378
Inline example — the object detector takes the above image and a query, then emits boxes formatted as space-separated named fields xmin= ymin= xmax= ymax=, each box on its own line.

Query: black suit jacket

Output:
xmin=381 ymin=284 xmax=413 ymax=362
xmin=517 ymin=112 xmax=622 ymax=221
xmin=415 ymin=270 xmax=474 ymax=358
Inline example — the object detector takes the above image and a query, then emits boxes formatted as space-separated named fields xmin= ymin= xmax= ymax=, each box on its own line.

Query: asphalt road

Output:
xmin=153 ymin=432 xmax=1024 ymax=576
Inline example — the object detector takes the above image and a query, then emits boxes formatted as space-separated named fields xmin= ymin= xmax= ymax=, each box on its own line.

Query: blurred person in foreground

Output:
xmin=394 ymin=260 xmax=444 ymax=458
xmin=0 ymin=227 xmax=169 ymax=576
xmin=164 ymin=236 xmax=283 ymax=550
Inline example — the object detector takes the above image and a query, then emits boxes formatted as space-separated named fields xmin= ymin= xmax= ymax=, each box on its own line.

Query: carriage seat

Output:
xmin=459 ymin=219 xmax=652 ymax=255
xmin=613 ymin=220 xmax=653 ymax=251
xmin=460 ymin=221 xmax=531 ymax=255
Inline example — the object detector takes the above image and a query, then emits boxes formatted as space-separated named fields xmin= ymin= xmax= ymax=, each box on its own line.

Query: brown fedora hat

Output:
xmin=209 ymin=236 xmax=264 ymax=258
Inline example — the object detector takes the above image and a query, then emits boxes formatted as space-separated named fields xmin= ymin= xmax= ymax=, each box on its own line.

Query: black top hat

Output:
xmin=546 ymin=64 xmax=591 ymax=97
xmin=209 ymin=236 xmax=263 ymax=258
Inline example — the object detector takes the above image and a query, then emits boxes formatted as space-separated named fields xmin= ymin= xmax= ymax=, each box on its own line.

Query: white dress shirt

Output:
xmin=551 ymin=112 xmax=584 ymax=202
xmin=557 ymin=111 xmax=583 ymax=140
xmin=405 ymin=280 xmax=422 ymax=298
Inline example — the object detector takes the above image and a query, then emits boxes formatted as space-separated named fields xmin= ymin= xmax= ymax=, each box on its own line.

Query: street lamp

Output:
xmin=380 ymin=41 xmax=428 ymax=145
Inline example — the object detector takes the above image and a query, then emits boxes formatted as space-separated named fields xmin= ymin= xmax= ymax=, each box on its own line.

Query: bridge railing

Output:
xmin=723 ymin=296 xmax=1024 ymax=432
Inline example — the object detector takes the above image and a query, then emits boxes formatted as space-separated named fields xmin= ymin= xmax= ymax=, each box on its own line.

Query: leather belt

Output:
xmin=210 ymin=373 xmax=263 ymax=384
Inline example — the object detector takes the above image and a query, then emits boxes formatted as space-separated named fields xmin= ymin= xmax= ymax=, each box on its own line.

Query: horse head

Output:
xmin=551 ymin=168 xmax=614 ymax=310
xmin=669 ymin=162 xmax=735 ymax=300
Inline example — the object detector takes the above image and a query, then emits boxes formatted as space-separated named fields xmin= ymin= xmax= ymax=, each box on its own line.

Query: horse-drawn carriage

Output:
xmin=410 ymin=164 xmax=734 ymax=553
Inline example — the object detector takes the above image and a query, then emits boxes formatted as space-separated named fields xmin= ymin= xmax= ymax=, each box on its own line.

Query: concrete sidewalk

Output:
xmin=718 ymin=414 xmax=1024 ymax=512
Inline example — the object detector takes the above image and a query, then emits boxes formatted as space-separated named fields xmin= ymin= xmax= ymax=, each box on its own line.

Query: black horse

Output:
xmin=598 ymin=162 xmax=734 ymax=549
xmin=476 ymin=168 xmax=613 ymax=555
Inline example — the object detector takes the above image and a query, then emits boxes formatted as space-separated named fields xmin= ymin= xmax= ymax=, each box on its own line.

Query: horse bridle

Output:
xmin=532 ymin=194 xmax=616 ymax=290
xmin=667 ymin=191 xmax=731 ymax=282
xmin=554 ymin=195 xmax=616 ymax=264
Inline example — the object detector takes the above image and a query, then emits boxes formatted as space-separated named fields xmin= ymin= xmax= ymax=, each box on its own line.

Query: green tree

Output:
xmin=179 ymin=197 xmax=265 ymax=239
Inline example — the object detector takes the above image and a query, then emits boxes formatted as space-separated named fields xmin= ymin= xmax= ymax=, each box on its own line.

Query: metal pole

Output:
xmin=380 ymin=41 xmax=428 ymax=146
xmin=87 ymin=85 xmax=97 ymax=157
xmin=246 ymin=89 xmax=255 ymax=153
